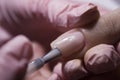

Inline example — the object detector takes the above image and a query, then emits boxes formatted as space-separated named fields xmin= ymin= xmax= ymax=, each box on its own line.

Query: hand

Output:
xmin=48 ymin=8 xmax=120 ymax=80
xmin=0 ymin=0 xmax=100 ymax=80
xmin=0 ymin=35 xmax=32 ymax=80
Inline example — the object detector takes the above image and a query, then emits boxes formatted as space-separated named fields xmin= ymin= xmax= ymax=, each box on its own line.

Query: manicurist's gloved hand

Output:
xmin=0 ymin=35 xmax=32 ymax=80
xmin=48 ymin=8 xmax=120 ymax=80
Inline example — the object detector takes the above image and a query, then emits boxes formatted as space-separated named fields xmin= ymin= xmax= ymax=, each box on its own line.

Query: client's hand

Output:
xmin=48 ymin=8 xmax=120 ymax=80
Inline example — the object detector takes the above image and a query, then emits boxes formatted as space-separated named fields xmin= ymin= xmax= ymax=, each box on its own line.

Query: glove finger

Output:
xmin=41 ymin=0 xmax=99 ymax=31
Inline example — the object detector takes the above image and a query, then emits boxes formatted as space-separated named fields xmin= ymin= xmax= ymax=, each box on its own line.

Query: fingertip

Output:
xmin=76 ymin=3 xmax=100 ymax=28
xmin=48 ymin=1 xmax=99 ymax=31
xmin=64 ymin=59 xmax=82 ymax=73
xmin=84 ymin=44 xmax=120 ymax=74
xmin=63 ymin=59 xmax=88 ymax=80
xmin=53 ymin=63 xmax=63 ymax=79
xmin=48 ymin=73 xmax=61 ymax=80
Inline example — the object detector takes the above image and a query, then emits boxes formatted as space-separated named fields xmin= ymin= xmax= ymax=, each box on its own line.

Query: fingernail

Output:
xmin=51 ymin=30 xmax=85 ymax=58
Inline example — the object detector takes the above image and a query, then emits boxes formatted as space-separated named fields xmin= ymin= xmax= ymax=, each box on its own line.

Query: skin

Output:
xmin=0 ymin=0 xmax=120 ymax=80
xmin=50 ymin=8 xmax=120 ymax=80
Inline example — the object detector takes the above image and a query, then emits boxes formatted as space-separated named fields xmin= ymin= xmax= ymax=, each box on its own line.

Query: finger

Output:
xmin=53 ymin=62 xmax=63 ymax=79
xmin=48 ymin=62 xmax=63 ymax=80
xmin=48 ymin=73 xmax=61 ymax=80
xmin=0 ymin=35 xmax=33 ymax=80
xmin=84 ymin=44 xmax=120 ymax=74
xmin=49 ymin=60 xmax=88 ymax=80
xmin=36 ymin=0 xmax=99 ymax=31
xmin=62 ymin=59 xmax=88 ymax=80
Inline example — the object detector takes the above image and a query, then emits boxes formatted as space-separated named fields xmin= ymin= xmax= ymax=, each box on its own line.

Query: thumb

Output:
xmin=0 ymin=35 xmax=33 ymax=80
